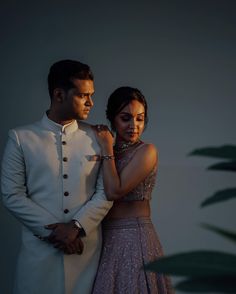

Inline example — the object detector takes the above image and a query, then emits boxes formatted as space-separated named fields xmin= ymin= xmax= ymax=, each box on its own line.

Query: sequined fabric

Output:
xmin=115 ymin=141 xmax=157 ymax=202
xmin=92 ymin=141 xmax=174 ymax=293
xmin=92 ymin=217 xmax=174 ymax=294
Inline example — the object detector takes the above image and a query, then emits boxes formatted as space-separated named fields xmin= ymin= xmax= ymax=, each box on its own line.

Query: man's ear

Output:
xmin=53 ymin=88 xmax=66 ymax=103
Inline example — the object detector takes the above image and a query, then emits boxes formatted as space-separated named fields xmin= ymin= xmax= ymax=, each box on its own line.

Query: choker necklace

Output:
xmin=114 ymin=139 xmax=141 ymax=154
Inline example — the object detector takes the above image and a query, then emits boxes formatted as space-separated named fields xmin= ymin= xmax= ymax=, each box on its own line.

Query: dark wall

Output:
xmin=1 ymin=1 xmax=235 ymax=293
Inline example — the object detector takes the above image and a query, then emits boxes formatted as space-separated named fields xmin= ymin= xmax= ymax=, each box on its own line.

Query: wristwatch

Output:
xmin=72 ymin=220 xmax=85 ymax=237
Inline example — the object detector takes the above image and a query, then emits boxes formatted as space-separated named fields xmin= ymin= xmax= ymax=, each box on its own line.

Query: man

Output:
xmin=1 ymin=60 xmax=113 ymax=294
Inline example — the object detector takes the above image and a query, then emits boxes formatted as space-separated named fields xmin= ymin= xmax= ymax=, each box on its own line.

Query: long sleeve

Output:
xmin=73 ymin=168 xmax=113 ymax=236
xmin=1 ymin=130 xmax=59 ymax=237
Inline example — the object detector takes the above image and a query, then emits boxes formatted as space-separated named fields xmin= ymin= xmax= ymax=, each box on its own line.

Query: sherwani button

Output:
xmin=62 ymin=141 xmax=66 ymax=145
xmin=64 ymin=191 xmax=69 ymax=196
xmin=63 ymin=157 xmax=68 ymax=162
xmin=63 ymin=174 xmax=68 ymax=179
xmin=64 ymin=209 xmax=69 ymax=214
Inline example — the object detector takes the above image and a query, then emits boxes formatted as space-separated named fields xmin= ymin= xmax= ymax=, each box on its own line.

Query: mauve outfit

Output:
xmin=92 ymin=141 xmax=174 ymax=294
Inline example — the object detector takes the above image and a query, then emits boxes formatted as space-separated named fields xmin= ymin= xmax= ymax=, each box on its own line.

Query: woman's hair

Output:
xmin=106 ymin=86 xmax=148 ymax=131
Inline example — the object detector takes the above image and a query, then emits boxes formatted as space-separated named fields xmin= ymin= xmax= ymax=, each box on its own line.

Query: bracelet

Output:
xmin=101 ymin=155 xmax=115 ymax=161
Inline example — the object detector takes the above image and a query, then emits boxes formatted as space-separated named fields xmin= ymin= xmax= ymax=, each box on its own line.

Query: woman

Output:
xmin=92 ymin=87 xmax=174 ymax=293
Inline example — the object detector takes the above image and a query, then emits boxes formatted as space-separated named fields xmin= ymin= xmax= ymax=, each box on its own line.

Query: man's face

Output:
xmin=64 ymin=79 xmax=95 ymax=120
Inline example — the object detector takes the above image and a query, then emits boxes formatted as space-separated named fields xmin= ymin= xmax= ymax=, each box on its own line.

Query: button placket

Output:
xmin=61 ymin=133 xmax=70 ymax=214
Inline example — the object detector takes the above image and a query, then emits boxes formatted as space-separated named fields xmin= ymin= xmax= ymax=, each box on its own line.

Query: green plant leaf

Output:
xmin=201 ymin=223 xmax=236 ymax=244
xmin=175 ymin=277 xmax=236 ymax=293
xmin=145 ymin=251 xmax=236 ymax=277
xmin=208 ymin=161 xmax=236 ymax=172
xmin=201 ymin=188 xmax=236 ymax=207
xmin=189 ymin=145 xmax=236 ymax=160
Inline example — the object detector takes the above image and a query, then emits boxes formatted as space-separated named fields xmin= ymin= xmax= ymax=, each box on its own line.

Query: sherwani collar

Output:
xmin=41 ymin=112 xmax=79 ymax=135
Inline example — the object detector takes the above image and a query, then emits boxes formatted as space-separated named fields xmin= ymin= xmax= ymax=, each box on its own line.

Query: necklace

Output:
xmin=114 ymin=139 xmax=141 ymax=154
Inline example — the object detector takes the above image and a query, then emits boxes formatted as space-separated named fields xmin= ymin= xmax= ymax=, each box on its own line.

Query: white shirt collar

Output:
xmin=41 ymin=112 xmax=79 ymax=134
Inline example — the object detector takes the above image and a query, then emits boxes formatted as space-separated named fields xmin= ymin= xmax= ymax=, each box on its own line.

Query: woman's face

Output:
xmin=114 ymin=100 xmax=145 ymax=143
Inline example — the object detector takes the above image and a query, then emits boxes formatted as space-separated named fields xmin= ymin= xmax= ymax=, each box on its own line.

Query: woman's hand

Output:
xmin=93 ymin=124 xmax=114 ymax=153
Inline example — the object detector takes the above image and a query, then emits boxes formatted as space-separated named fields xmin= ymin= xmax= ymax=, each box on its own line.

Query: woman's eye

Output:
xmin=120 ymin=116 xmax=144 ymax=122
xmin=121 ymin=117 xmax=130 ymax=122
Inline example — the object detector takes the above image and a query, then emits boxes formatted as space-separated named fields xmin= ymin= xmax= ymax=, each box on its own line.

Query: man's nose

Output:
xmin=86 ymin=95 xmax=94 ymax=107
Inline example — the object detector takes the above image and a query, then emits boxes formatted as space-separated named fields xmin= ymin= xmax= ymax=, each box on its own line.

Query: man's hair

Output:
xmin=47 ymin=59 xmax=94 ymax=99
xmin=106 ymin=86 xmax=148 ymax=131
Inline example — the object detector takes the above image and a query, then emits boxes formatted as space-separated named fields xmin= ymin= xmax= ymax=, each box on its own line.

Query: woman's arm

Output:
xmin=93 ymin=126 xmax=157 ymax=200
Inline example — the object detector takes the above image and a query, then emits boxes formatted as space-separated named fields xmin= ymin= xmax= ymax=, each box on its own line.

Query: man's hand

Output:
xmin=53 ymin=236 xmax=84 ymax=255
xmin=44 ymin=222 xmax=84 ymax=254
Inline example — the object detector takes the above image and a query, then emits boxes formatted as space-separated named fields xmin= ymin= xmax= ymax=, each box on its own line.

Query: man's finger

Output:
xmin=76 ymin=237 xmax=84 ymax=254
xmin=64 ymin=244 xmax=75 ymax=255
xmin=47 ymin=232 xmax=57 ymax=243
xmin=45 ymin=223 xmax=58 ymax=229
xmin=53 ymin=242 xmax=65 ymax=250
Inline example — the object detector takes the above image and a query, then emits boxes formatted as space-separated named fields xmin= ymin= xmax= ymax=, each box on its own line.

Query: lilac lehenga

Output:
xmin=92 ymin=141 xmax=174 ymax=294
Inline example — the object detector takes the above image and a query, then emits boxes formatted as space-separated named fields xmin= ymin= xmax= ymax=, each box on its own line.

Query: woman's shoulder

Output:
xmin=137 ymin=141 xmax=158 ymax=154
xmin=134 ymin=141 xmax=158 ymax=162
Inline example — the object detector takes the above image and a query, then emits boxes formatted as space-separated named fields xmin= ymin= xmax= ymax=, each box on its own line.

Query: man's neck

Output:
xmin=47 ymin=110 xmax=75 ymax=126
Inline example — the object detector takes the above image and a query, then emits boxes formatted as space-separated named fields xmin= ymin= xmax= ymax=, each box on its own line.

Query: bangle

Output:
xmin=101 ymin=155 xmax=115 ymax=160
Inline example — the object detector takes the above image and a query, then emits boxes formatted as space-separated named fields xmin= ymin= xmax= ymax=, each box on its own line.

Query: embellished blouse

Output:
xmin=114 ymin=141 xmax=157 ymax=202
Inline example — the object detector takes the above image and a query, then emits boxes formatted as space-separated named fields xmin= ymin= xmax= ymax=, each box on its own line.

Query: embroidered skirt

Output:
xmin=92 ymin=217 xmax=174 ymax=294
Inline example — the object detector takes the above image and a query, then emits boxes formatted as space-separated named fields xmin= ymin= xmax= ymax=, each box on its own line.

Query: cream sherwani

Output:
xmin=1 ymin=114 xmax=113 ymax=294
